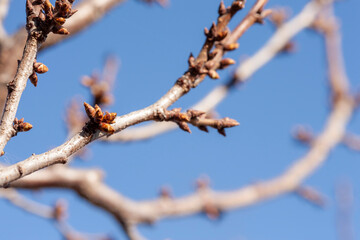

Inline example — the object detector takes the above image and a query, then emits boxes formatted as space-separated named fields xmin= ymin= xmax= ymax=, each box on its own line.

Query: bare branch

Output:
xmin=11 ymin=1 xmax=354 ymax=232
xmin=106 ymin=0 xmax=333 ymax=142
xmin=0 ymin=0 xmax=268 ymax=187
xmin=0 ymin=0 xmax=78 ymax=156
xmin=11 ymin=86 xmax=354 ymax=228
xmin=0 ymin=188 xmax=54 ymax=218
xmin=234 ymin=0 xmax=333 ymax=83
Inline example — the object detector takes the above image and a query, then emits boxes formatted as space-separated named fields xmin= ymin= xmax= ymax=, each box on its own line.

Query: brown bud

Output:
xmin=94 ymin=108 xmax=103 ymax=123
xmin=33 ymin=62 xmax=48 ymax=74
xmin=220 ymin=58 xmax=236 ymax=69
xmin=231 ymin=0 xmax=245 ymax=12
xmin=218 ymin=128 xmax=226 ymax=136
xmin=43 ymin=0 xmax=53 ymax=14
xmin=198 ymin=126 xmax=209 ymax=133
xmin=215 ymin=29 xmax=229 ymax=41
xmin=69 ymin=9 xmax=78 ymax=17
xmin=103 ymin=112 xmax=117 ymax=124
xmin=54 ymin=17 xmax=66 ymax=25
xmin=207 ymin=69 xmax=220 ymax=79
xmin=204 ymin=203 xmax=221 ymax=220
xmin=187 ymin=109 xmax=206 ymax=118
xmin=218 ymin=1 xmax=227 ymax=16
xmin=98 ymin=122 xmax=115 ymax=134
xmin=223 ymin=117 xmax=239 ymax=127
xmin=55 ymin=28 xmax=70 ymax=35
xmin=0 ymin=150 xmax=4 ymax=157
xmin=223 ymin=42 xmax=239 ymax=51
xmin=29 ymin=72 xmax=38 ymax=87
xmin=204 ymin=27 xmax=209 ymax=36
xmin=178 ymin=113 xmax=191 ymax=122
xmin=22 ymin=123 xmax=33 ymax=132
xmin=84 ymin=102 xmax=96 ymax=120
xmin=208 ymin=51 xmax=218 ymax=59
xmin=177 ymin=122 xmax=191 ymax=133
xmin=18 ymin=122 xmax=33 ymax=132
xmin=188 ymin=53 xmax=195 ymax=68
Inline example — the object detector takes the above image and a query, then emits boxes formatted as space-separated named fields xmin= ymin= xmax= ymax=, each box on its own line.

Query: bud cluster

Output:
xmin=29 ymin=60 xmax=49 ymax=87
xmin=83 ymin=102 xmax=117 ymax=134
xmin=26 ymin=0 xmax=77 ymax=36
xmin=161 ymin=108 xmax=239 ymax=136
xmin=13 ymin=118 xmax=33 ymax=133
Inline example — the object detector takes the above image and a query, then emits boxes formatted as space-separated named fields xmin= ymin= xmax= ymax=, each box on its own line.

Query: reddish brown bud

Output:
xmin=54 ymin=17 xmax=66 ymax=25
xmin=204 ymin=203 xmax=221 ymax=220
xmin=204 ymin=27 xmax=209 ymax=36
xmin=84 ymin=102 xmax=96 ymax=119
xmin=29 ymin=72 xmax=38 ymax=87
xmin=223 ymin=42 xmax=239 ymax=51
xmin=178 ymin=113 xmax=191 ymax=122
xmin=220 ymin=58 xmax=236 ymax=69
xmin=0 ymin=150 xmax=4 ymax=157
xmin=33 ymin=62 xmax=48 ymax=74
xmin=43 ymin=0 xmax=53 ymax=14
xmin=218 ymin=1 xmax=227 ymax=15
xmin=20 ymin=123 xmax=33 ymax=132
xmin=177 ymin=122 xmax=191 ymax=133
xmin=231 ymin=0 xmax=245 ymax=12
xmin=215 ymin=29 xmax=229 ymax=41
xmin=95 ymin=110 xmax=103 ymax=123
xmin=207 ymin=69 xmax=220 ymax=79
xmin=98 ymin=122 xmax=115 ymax=134
xmin=103 ymin=112 xmax=117 ymax=124
xmin=208 ymin=51 xmax=218 ymax=59
xmin=198 ymin=126 xmax=209 ymax=133
xmin=218 ymin=128 xmax=226 ymax=136
xmin=188 ymin=53 xmax=195 ymax=68
xmin=55 ymin=28 xmax=70 ymax=35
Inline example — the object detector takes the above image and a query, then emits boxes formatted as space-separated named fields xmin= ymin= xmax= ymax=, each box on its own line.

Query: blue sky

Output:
xmin=1 ymin=0 xmax=360 ymax=239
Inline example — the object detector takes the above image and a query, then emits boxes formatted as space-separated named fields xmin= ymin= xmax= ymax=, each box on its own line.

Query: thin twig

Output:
xmin=0 ymin=188 xmax=54 ymax=218
xmin=0 ymin=0 xmax=77 ymax=156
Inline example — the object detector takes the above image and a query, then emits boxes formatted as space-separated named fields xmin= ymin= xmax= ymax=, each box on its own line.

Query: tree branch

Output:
xmin=0 ymin=188 xmax=54 ymax=218
xmin=0 ymin=0 xmax=77 ymax=156
xmin=0 ymin=0 xmax=268 ymax=187
xmin=106 ymin=0 xmax=333 ymax=142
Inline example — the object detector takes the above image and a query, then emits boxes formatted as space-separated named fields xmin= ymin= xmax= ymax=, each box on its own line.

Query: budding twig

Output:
xmin=0 ymin=0 xmax=268 ymax=187
xmin=160 ymin=108 xmax=239 ymax=136
xmin=105 ymin=0 xmax=332 ymax=143
xmin=0 ymin=0 xmax=77 ymax=156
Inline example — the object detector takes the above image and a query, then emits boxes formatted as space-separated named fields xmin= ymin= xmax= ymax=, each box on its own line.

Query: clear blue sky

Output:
xmin=1 ymin=0 xmax=360 ymax=239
